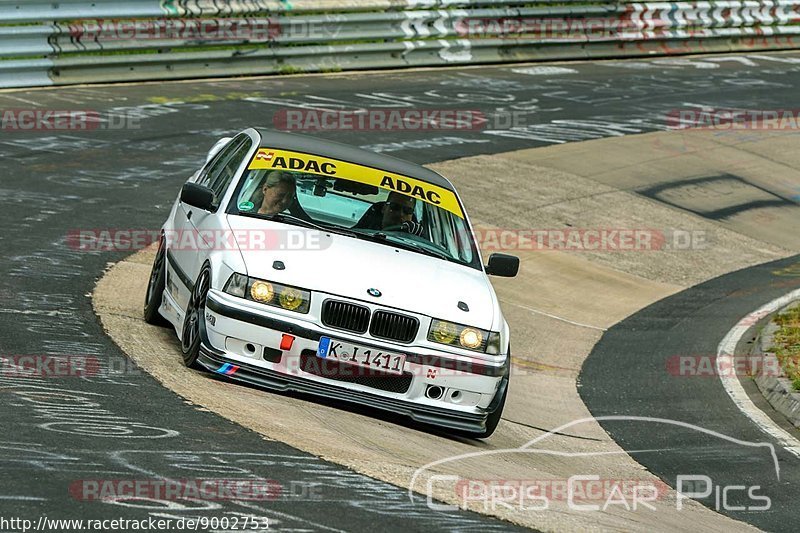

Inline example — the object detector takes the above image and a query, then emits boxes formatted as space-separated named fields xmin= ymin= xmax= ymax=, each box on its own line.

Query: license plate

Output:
xmin=317 ymin=337 xmax=406 ymax=376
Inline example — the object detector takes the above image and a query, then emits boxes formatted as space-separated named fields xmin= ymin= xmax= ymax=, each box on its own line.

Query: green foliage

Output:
xmin=771 ymin=304 xmax=800 ymax=390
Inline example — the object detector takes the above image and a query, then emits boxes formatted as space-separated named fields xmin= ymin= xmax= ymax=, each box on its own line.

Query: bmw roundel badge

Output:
xmin=367 ymin=288 xmax=382 ymax=297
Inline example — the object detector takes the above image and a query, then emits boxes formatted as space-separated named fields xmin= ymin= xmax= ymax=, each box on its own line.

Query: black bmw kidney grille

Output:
xmin=321 ymin=299 xmax=370 ymax=333
xmin=321 ymin=299 xmax=419 ymax=342
xmin=369 ymin=310 xmax=419 ymax=343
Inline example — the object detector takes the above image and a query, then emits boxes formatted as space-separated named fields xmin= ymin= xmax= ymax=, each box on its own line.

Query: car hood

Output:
xmin=226 ymin=215 xmax=496 ymax=329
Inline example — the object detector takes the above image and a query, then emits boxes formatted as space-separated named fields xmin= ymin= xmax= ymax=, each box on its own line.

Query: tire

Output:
xmin=181 ymin=265 xmax=211 ymax=369
xmin=143 ymin=236 xmax=168 ymax=326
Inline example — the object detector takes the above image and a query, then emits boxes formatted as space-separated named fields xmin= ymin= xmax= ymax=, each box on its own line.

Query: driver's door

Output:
xmin=168 ymin=135 xmax=248 ymax=313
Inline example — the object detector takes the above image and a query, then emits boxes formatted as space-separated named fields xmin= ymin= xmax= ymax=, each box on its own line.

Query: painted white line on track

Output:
xmin=0 ymin=309 xmax=70 ymax=316
xmin=507 ymin=301 xmax=607 ymax=331
xmin=716 ymin=288 xmax=800 ymax=458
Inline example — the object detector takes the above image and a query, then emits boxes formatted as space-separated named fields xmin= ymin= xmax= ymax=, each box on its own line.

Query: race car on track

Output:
xmin=144 ymin=128 xmax=519 ymax=437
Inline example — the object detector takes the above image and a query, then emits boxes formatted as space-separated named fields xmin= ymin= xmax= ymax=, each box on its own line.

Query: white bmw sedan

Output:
xmin=145 ymin=128 xmax=519 ymax=437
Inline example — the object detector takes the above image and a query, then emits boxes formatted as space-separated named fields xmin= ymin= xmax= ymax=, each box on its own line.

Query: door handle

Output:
xmin=187 ymin=210 xmax=192 ymax=220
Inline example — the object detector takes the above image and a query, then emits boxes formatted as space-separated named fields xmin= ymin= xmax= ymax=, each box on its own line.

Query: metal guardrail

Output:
xmin=0 ymin=0 xmax=799 ymax=88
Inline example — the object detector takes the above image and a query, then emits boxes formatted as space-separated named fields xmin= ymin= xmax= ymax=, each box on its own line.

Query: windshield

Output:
xmin=228 ymin=149 xmax=479 ymax=269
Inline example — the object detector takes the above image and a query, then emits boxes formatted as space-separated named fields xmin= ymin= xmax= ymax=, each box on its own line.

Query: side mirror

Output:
xmin=206 ymin=137 xmax=232 ymax=163
xmin=181 ymin=182 xmax=215 ymax=211
xmin=485 ymin=253 xmax=519 ymax=277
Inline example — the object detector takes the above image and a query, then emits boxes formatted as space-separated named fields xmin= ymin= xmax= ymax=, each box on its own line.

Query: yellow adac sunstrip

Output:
xmin=249 ymin=147 xmax=464 ymax=218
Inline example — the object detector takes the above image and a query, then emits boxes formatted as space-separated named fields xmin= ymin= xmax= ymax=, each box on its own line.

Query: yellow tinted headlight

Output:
xmin=430 ymin=320 xmax=458 ymax=344
xmin=229 ymin=276 xmax=311 ymax=314
xmin=427 ymin=319 xmax=495 ymax=353
xmin=241 ymin=278 xmax=311 ymax=313
xmin=459 ymin=328 xmax=483 ymax=349
xmin=279 ymin=287 xmax=305 ymax=311
xmin=250 ymin=281 xmax=274 ymax=303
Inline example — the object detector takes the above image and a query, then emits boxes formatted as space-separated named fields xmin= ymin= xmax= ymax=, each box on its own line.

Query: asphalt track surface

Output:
xmin=1 ymin=52 xmax=800 ymax=531
xmin=580 ymin=254 xmax=800 ymax=532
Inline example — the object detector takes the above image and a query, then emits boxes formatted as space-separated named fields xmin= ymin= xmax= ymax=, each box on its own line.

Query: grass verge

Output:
xmin=770 ymin=303 xmax=800 ymax=391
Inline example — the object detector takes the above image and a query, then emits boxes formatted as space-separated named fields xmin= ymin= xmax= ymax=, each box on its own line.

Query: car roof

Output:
xmin=254 ymin=128 xmax=456 ymax=192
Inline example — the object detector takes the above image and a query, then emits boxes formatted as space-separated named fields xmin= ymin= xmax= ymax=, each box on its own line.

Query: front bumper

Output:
xmin=199 ymin=290 xmax=509 ymax=434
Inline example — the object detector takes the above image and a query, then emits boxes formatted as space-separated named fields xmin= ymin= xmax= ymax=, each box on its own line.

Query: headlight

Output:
xmin=278 ymin=287 xmax=305 ymax=311
xmin=250 ymin=280 xmax=274 ymax=302
xmin=428 ymin=319 xmax=499 ymax=353
xmin=460 ymin=328 xmax=482 ymax=349
xmin=430 ymin=320 xmax=457 ymax=344
xmin=223 ymin=273 xmax=247 ymax=298
xmin=224 ymin=274 xmax=310 ymax=314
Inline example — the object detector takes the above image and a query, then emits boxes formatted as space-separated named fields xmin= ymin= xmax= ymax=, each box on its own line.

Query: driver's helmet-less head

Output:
xmin=381 ymin=191 xmax=416 ymax=229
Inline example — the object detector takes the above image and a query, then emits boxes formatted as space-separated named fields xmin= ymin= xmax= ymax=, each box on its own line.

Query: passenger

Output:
xmin=354 ymin=191 xmax=424 ymax=235
xmin=381 ymin=192 xmax=423 ymax=235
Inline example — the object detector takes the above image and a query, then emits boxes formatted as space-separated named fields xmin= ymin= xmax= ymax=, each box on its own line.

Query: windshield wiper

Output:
xmin=353 ymin=231 xmax=451 ymax=260
xmin=392 ymin=240 xmax=451 ymax=261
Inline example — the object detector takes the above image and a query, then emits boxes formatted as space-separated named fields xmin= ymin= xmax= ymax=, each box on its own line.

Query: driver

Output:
xmin=255 ymin=171 xmax=296 ymax=215
xmin=381 ymin=192 xmax=424 ymax=236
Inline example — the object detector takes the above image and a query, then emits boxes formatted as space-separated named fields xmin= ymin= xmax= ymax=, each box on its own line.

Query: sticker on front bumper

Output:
xmin=216 ymin=363 xmax=239 ymax=375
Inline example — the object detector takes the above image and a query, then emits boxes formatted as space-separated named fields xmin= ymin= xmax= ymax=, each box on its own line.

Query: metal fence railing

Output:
xmin=1 ymin=0 xmax=799 ymax=88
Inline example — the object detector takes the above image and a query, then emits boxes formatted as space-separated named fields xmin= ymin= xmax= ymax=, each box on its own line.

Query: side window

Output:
xmin=195 ymin=134 xmax=252 ymax=210
xmin=208 ymin=138 xmax=253 ymax=205
xmin=196 ymin=137 xmax=241 ymax=188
